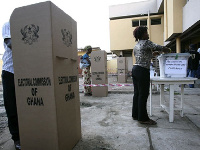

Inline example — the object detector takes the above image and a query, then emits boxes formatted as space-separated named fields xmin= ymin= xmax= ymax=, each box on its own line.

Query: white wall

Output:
xmin=109 ymin=0 xmax=157 ymax=18
xmin=183 ymin=0 xmax=200 ymax=31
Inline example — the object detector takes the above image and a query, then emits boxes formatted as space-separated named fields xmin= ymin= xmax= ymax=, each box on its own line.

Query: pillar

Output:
xmin=176 ymin=37 xmax=181 ymax=53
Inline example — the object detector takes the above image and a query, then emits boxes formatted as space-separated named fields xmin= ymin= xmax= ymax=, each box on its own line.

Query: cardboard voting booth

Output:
xmin=117 ymin=57 xmax=128 ymax=83
xmin=158 ymin=53 xmax=190 ymax=78
xmin=10 ymin=2 xmax=81 ymax=150
xmin=91 ymin=51 xmax=108 ymax=97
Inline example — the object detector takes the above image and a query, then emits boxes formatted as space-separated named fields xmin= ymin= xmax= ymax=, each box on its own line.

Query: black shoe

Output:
xmin=84 ymin=93 xmax=92 ymax=96
xmin=132 ymin=117 xmax=138 ymax=120
xmin=139 ymin=119 xmax=157 ymax=125
xmin=14 ymin=140 xmax=21 ymax=150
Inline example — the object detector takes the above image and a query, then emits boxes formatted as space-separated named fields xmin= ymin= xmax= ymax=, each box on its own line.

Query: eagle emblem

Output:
xmin=21 ymin=24 xmax=39 ymax=45
xmin=94 ymin=56 xmax=101 ymax=62
xmin=61 ymin=29 xmax=72 ymax=47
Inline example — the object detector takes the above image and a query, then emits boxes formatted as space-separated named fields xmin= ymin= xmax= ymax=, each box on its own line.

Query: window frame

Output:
xmin=132 ymin=19 xmax=147 ymax=27
xmin=151 ymin=18 xmax=161 ymax=25
xmin=132 ymin=20 xmax=139 ymax=27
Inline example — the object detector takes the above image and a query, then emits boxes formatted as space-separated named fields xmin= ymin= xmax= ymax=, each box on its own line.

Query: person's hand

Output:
xmin=163 ymin=47 xmax=171 ymax=54
xmin=152 ymin=51 xmax=160 ymax=56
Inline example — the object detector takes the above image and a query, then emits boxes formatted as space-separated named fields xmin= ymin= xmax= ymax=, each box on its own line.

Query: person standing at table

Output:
xmin=2 ymin=22 xmax=21 ymax=150
xmin=187 ymin=44 xmax=200 ymax=87
xmin=132 ymin=26 xmax=170 ymax=125
xmin=82 ymin=45 xmax=92 ymax=96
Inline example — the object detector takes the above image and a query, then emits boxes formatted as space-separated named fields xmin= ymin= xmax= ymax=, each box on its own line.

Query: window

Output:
xmin=140 ymin=20 xmax=147 ymax=26
xmin=132 ymin=19 xmax=147 ymax=27
xmin=151 ymin=18 xmax=161 ymax=25
xmin=132 ymin=20 xmax=139 ymax=27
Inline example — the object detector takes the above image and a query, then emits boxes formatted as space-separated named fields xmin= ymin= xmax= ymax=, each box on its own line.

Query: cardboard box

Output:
xmin=10 ymin=2 xmax=81 ymax=150
xmin=117 ymin=57 xmax=127 ymax=69
xmin=91 ymin=86 xmax=108 ymax=97
xmin=157 ymin=53 xmax=190 ymax=78
xmin=117 ymin=57 xmax=128 ymax=83
xmin=118 ymin=74 xmax=127 ymax=83
xmin=91 ymin=51 xmax=108 ymax=97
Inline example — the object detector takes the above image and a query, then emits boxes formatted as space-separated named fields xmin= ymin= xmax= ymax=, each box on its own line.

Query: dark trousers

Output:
xmin=188 ymin=69 xmax=197 ymax=88
xmin=2 ymin=70 xmax=20 ymax=142
xmin=132 ymin=65 xmax=150 ymax=121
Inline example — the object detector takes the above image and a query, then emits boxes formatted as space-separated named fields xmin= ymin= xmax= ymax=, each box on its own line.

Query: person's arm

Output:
xmin=162 ymin=47 xmax=171 ymax=53
xmin=148 ymin=40 xmax=170 ymax=56
xmin=86 ymin=57 xmax=91 ymax=65
xmin=83 ymin=54 xmax=91 ymax=66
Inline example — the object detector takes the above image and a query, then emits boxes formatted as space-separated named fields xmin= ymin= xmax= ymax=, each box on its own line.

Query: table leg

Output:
xmin=160 ymin=84 xmax=164 ymax=107
xmin=150 ymin=82 xmax=152 ymax=116
xmin=180 ymin=84 xmax=184 ymax=117
xmin=169 ymin=84 xmax=174 ymax=122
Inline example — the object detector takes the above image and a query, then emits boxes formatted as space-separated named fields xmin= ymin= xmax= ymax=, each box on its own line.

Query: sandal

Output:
xmin=139 ymin=119 xmax=157 ymax=125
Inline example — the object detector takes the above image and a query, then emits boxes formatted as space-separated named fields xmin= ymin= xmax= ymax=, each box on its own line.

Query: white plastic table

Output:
xmin=149 ymin=77 xmax=197 ymax=122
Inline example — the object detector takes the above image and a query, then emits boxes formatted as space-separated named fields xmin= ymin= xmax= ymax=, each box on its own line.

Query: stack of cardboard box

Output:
xmin=10 ymin=2 xmax=81 ymax=150
xmin=91 ymin=51 xmax=108 ymax=97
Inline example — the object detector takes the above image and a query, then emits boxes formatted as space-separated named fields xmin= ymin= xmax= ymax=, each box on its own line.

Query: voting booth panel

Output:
xmin=10 ymin=2 xmax=81 ymax=150
xmin=91 ymin=51 xmax=108 ymax=97
xmin=158 ymin=53 xmax=190 ymax=78
xmin=117 ymin=57 xmax=128 ymax=83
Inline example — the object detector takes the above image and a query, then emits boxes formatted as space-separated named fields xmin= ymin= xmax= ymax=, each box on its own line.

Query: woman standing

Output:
xmin=82 ymin=45 xmax=92 ymax=96
xmin=132 ymin=26 xmax=170 ymax=125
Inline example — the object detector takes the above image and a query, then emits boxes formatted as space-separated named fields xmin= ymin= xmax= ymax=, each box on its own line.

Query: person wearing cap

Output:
xmin=2 ymin=22 xmax=21 ymax=150
xmin=82 ymin=45 xmax=92 ymax=96
xmin=187 ymin=44 xmax=200 ymax=87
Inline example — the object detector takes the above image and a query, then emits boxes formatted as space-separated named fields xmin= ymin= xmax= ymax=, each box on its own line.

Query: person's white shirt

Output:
xmin=197 ymin=48 xmax=200 ymax=54
xmin=2 ymin=22 xmax=14 ymax=74
xmin=2 ymin=42 xmax=14 ymax=74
